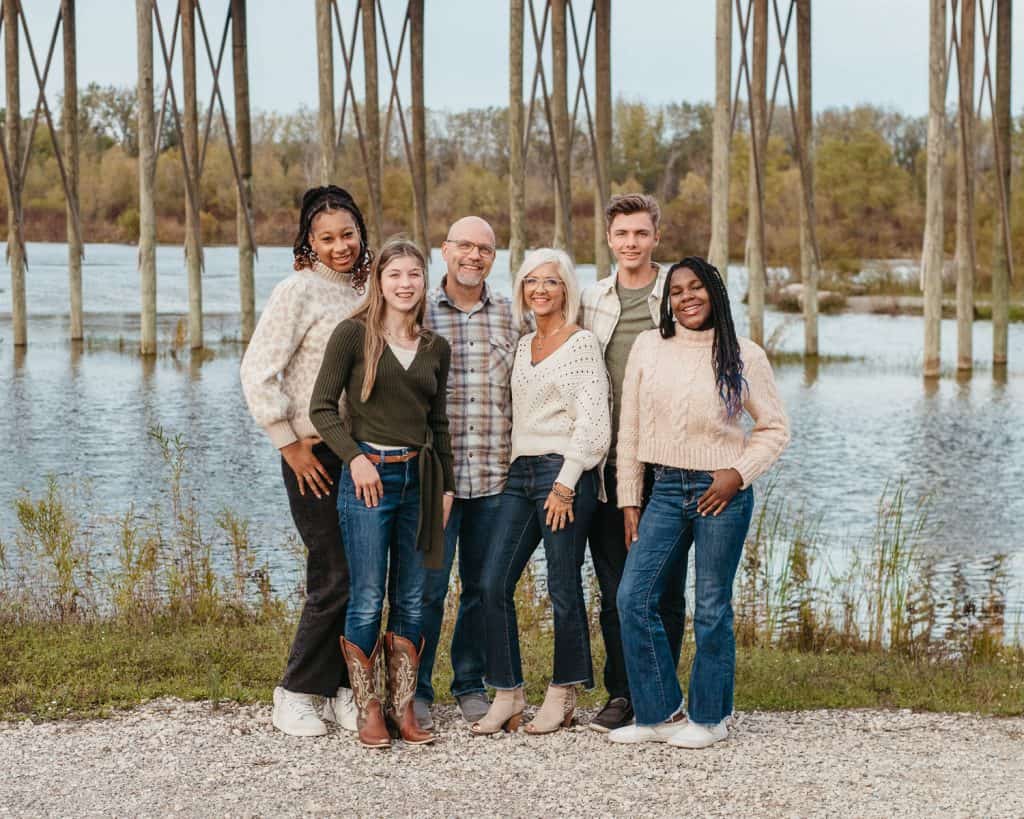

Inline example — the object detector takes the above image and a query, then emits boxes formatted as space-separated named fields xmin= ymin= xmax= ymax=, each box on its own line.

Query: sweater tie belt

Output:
xmin=415 ymin=427 xmax=446 ymax=571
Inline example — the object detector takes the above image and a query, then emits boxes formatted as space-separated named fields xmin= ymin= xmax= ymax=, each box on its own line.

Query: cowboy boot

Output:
xmin=339 ymin=636 xmax=391 ymax=749
xmin=384 ymin=633 xmax=435 ymax=745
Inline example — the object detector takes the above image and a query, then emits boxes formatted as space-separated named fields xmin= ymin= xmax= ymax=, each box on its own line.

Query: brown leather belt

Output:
xmin=364 ymin=450 xmax=418 ymax=465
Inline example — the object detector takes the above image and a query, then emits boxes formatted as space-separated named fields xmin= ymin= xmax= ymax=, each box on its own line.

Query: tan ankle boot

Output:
xmin=524 ymin=684 xmax=576 ymax=735
xmin=384 ymin=633 xmax=435 ymax=745
xmin=470 ymin=687 xmax=526 ymax=735
xmin=339 ymin=636 xmax=391 ymax=749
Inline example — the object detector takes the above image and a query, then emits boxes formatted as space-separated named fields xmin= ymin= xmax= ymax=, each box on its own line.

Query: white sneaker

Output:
xmin=321 ymin=687 xmax=358 ymax=732
xmin=667 ymin=718 xmax=729 ymax=749
xmin=272 ymin=686 xmax=328 ymax=737
xmin=608 ymin=717 xmax=686 ymax=744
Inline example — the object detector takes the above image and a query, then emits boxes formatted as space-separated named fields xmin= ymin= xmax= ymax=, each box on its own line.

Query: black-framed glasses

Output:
xmin=445 ymin=238 xmax=496 ymax=259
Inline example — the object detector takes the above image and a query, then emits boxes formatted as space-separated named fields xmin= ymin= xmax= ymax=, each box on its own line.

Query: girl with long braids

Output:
xmin=241 ymin=185 xmax=372 ymax=737
xmin=608 ymin=256 xmax=789 ymax=749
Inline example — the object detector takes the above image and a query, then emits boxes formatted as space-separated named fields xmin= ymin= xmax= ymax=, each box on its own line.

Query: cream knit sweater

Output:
xmin=510 ymin=329 xmax=611 ymax=490
xmin=616 ymin=326 xmax=789 ymax=507
xmin=240 ymin=262 xmax=363 ymax=449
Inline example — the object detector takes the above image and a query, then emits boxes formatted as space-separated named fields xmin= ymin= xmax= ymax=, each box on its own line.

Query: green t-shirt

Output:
xmin=605 ymin=277 xmax=657 ymax=463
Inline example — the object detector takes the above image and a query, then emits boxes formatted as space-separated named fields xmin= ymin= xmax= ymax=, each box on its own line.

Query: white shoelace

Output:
xmin=284 ymin=695 xmax=320 ymax=721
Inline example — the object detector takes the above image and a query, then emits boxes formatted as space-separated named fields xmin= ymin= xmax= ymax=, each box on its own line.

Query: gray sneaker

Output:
xmin=456 ymin=692 xmax=491 ymax=723
xmin=413 ymin=698 xmax=433 ymax=731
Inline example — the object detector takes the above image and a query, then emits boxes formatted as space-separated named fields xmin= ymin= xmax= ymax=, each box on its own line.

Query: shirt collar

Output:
xmin=433 ymin=276 xmax=492 ymax=310
xmin=605 ymin=262 xmax=664 ymax=296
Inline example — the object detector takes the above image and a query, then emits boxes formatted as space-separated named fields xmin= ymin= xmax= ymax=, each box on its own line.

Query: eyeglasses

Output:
xmin=445 ymin=238 xmax=496 ymax=259
xmin=522 ymin=276 xmax=563 ymax=291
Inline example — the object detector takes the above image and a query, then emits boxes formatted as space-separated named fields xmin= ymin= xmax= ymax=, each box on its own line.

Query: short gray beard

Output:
xmin=453 ymin=269 xmax=485 ymax=288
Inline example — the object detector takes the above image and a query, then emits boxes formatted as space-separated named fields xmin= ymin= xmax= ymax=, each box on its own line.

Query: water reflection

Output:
xmin=2 ymin=243 xmax=1023 ymax=628
xmin=802 ymin=355 xmax=820 ymax=387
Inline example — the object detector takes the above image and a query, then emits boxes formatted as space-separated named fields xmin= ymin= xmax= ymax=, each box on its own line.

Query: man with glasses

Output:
xmin=417 ymin=216 xmax=524 ymax=728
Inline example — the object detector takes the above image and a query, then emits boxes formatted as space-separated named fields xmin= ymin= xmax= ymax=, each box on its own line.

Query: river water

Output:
xmin=2 ymin=242 xmax=1022 ymax=624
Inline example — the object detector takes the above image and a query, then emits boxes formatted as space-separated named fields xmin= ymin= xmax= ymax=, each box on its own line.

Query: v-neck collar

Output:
xmin=528 ymin=329 xmax=582 ymax=367
xmin=385 ymin=338 xmax=422 ymax=371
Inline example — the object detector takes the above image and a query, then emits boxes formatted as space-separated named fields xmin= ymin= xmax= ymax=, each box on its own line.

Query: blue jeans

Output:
xmin=338 ymin=443 xmax=425 ymax=656
xmin=481 ymin=455 xmax=598 ymax=690
xmin=417 ymin=493 xmax=503 ymax=703
xmin=618 ymin=467 xmax=754 ymax=726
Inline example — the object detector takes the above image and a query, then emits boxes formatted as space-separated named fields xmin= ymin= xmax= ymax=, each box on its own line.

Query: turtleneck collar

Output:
xmin=671 ymin=324 xmax=715 ymax=346
xmin=310 ymin=259 xmax=353 ymax=286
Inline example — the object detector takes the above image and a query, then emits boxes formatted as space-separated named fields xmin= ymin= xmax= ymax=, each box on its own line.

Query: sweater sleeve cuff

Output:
xmin=555 ymin=458 xmax=585 ymax=491
xmin=730 ymin=457 xmax=760 ymax=490
xmin=267 ymin=421 xmax=299 ymax=450
xmin=339 ymin=440 xmax=366 ymax=465
xmin=616 ymin=479 xmax=643 ymax=508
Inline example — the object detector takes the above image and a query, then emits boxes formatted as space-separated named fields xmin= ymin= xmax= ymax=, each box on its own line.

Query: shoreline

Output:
xmin=773 ymin=291 xmax=1024 ymax=322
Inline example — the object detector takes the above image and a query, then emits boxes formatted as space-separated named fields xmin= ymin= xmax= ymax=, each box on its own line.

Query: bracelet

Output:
xmin=551 ymin=484 xmax=575 ymax=502
xmin=443 ymin=490 xmax=456 ymax=497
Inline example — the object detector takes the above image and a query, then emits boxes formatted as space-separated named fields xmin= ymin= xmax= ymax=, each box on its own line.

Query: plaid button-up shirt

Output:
xmin=578 ymin=263 xmax=668 ymax=354
xmin=425 ymin=278 xmax=524 ymax=499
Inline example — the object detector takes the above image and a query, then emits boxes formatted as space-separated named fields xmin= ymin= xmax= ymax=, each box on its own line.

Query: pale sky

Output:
xmin=13 ymin=1 xmax=1024 ymax=119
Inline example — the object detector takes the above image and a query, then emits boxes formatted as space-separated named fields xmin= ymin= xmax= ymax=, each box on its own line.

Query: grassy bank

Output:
xmin=1 ymin=429 xmax=1021 ymax=721
xmin=3 ymin=611 xmax=1021 ymax=721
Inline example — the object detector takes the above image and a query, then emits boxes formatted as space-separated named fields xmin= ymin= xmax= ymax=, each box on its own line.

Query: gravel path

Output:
xmin=2 ymin=701 xmax=1021 ymax=817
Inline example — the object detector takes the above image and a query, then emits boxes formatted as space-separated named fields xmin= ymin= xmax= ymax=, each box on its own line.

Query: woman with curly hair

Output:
xmin=241 ymin=185 xmax=372 ymax=737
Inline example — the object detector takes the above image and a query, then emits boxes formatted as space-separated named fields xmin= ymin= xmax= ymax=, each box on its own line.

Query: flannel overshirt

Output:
xmin=578 ymin=264 xmax=668 ymax=354
xmin=425 ymin=278 xmax=523 ymax=499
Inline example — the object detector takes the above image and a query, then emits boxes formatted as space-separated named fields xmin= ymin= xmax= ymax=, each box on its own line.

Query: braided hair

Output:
xmin=292 ymin=185 xmax=373 ymax=292
xmin=659 ymin=256 xmax=746 ymax=419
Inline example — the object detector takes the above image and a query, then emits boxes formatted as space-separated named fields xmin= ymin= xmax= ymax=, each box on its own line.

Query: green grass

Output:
xmin=3 ymin=433 xmax=1020 ymax=722
xmin=3 ymin=612 xmax=1021 ymax=722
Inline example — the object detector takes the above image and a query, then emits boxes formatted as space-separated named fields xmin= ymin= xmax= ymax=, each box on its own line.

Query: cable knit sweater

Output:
xmin=240 ymin=262 xmax=363 ymax=449
xmin=616 ymin=326 xmax=790 ymax=508
xmin=510 ymin=329 xmax=611 ymax=490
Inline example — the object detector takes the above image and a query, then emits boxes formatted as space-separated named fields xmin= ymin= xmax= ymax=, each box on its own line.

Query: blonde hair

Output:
xmin=348 ymin=237 xmax=429 ymax=401
xmin=511 ymin=248 xmax=580 ymax=328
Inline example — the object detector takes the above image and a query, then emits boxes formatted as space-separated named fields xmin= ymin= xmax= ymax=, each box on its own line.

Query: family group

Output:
xmin=239 ymin=186 xmax=790 ymax=751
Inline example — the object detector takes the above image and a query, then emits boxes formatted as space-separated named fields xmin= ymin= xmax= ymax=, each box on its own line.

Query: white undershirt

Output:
xmin=388 ymin=341 xmax=417 ymax=369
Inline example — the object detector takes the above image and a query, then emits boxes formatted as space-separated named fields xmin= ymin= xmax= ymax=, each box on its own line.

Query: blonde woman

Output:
xmin=472 ymin=249 xmax=611 ymax=736
xmin=310 ymin=238 xmax=455 ymax=749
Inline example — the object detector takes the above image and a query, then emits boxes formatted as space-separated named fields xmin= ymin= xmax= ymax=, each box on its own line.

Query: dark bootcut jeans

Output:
xmin=587 ymin=464 xmax=686 ymax=700
xmin=417 ymin=493 xmax=504 ymax=704
xmin=618 ymin=467 xmax=754 ymax=726
xmin=481 ymin=455 xmax=598 ymax=690
xmin=280 ymin=442 xmax=351 ymax=697
xmin=338 ymin=443 xmax=426 ymax=656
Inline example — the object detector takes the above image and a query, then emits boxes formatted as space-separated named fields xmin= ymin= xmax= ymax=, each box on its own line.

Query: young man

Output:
xmin=417 ymin=216 xmax=523 ymax=729
xmin=579 ymin=193 xmax=686 ymax=732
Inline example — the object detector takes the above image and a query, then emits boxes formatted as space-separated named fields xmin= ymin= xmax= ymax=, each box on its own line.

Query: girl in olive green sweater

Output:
xmin=310 ymin=238 xmax=453 ymax=749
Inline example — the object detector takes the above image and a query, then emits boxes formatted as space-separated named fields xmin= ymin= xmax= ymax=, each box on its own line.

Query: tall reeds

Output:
xmin=0 ymin=431 xmax=1016 ymax=663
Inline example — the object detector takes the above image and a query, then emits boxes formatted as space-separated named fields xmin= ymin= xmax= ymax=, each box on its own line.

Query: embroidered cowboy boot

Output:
xmin=384 ymin=633 xmax=435 ymax=745
xmin=339 ymin=636 xmax=391 ymax=749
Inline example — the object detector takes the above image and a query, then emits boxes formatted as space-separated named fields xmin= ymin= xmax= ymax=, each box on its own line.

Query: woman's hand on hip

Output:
xmin=543 ymin=483 xmax=575 ymax=532
xmin=623 ymin=506 xmax=641 ymax=549
xmin=281 ymin=437 xmax=332 ymax=499
xmin=349 ymin=454 xmax=384 ymax=508
xmin=697 ymin=468 xmax=743 ymax=517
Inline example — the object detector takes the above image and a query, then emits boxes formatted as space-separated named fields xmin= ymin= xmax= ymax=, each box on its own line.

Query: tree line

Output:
xmin=3 ymin=83 xmax=1023 ymax=292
